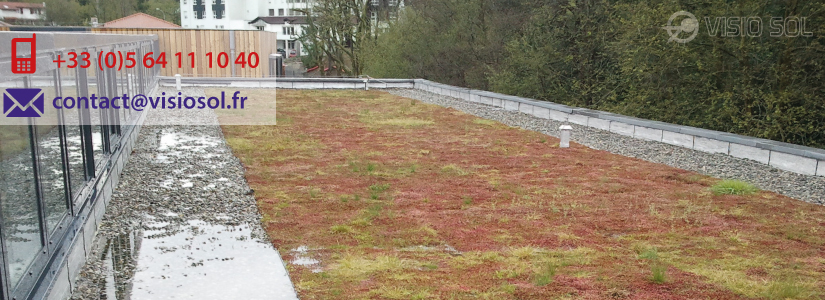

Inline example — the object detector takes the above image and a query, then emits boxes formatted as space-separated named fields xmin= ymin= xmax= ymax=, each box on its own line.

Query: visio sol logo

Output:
xmin=663 ymin=11 xmax=814 ymax=43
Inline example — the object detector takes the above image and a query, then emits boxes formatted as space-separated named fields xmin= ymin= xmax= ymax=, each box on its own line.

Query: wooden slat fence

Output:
xmin=91 ymin=28 xmax=277 ymax=78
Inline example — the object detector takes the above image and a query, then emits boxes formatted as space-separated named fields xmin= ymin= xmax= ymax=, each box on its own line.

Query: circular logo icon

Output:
xmin=663 ymin=11 xmax=699 ymax=43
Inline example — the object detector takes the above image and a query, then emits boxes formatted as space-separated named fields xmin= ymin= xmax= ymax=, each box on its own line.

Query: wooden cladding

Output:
xmin=91 ymin=28 xmax=277 ymax=78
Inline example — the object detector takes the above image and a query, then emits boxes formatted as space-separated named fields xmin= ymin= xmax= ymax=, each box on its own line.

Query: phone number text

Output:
xmin=52 ymin=51 xmax=261 ymax=71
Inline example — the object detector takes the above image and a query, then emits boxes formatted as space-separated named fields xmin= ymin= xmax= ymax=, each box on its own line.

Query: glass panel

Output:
xmin=90 ymin=66 xmax=105 ymax=169
xmin=91 ymin=110 xmax=104 ymax=168
xmin=64 ymin=112 xmax=86 ymax=199
xmin=0 ymin=78 xmax=44 ymax=287
xmin=62 ymin=66 xmax=87 ymax=200
xmin=34 ymin=73 xmax=69 ymax=233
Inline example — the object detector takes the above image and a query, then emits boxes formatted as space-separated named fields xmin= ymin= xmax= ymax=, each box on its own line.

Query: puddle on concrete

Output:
xmin=130 ymin=220 xmax=298 ymax=300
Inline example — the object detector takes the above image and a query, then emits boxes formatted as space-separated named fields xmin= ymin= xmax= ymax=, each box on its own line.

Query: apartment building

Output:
xmin=0 ymin=2 xmax=45 ymax=25
xmin=180 ymin=0 xmax=308 ymax=55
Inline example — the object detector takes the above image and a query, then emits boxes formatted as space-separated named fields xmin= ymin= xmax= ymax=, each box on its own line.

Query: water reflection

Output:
xmin=100 ymin=232 xmax=138 ymax=300
xmin=131 ymin=219 xmax=297 ymax=300
xmin=36 ymin=125 xmax=69 ymax=234
xmin=0 ymin=125 xmax=43 ymax=288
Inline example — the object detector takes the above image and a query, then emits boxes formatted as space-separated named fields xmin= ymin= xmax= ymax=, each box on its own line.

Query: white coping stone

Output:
xmin=770 ymin=151 xmax=818 ymax=176
xmin=533 ymin=107 xmax=550 ymax=119
xmin=548 ymin=110 xmax=569 ymax=122
xmin=610 ymin=121 xmax=634 ymax=136
xmin=693 ymin=137 xmax=729 ymax=154
xmin=274 ymin=82 xmax=292 ymax=88
xmin=504 ymin=100 xmax=520 ymax=111
xmin=519 ymin=103 xmax=534 ymax=114
xmin=389 ymin=83 xmax=414 ymax=88
xmin=588 ymin=118 xmax=611 ymax=131
xmin=469 ymin=94 xmax=480 ymax=103
xmin=634 ymin=126 xmax=663 ymax=142
xmin=729 ymin=143 xmax=771 ymax=164
xmin=272 ymin=81 xmax=292 ymax=89
xmin=568 ymin=114 xmax=588 ymax=126
xmin=368 ymin=83 xmax=388 ymax=89
xmin=259 ymin=81 xmax=279 ymax=88
xmin=292 ymin=82 xmax=325 ymax=89
xmin=228 ymin=81 xmax=261 ymax=88
xmin=45 ymin=261 xmax=71 ymax=300
xmin=662 ymin=131 xmax=693 ymax=148
xmin=818 ymin=160 xmax=825 ymax=177
xmin=323 ymin=82 xmax=358 ymax=89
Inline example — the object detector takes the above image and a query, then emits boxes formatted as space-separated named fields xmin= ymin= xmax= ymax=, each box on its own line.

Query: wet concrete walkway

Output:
xmin=71 ymin=88 xmax=298 ymax=300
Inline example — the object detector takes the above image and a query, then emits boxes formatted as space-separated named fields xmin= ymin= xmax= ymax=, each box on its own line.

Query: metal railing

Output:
xmin=0 ymin=32 xmax=159 ymax=300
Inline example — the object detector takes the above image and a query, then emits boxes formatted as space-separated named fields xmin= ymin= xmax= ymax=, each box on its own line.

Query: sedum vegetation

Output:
xmin=220 ymin=89 xmax=825 ymax=299
xmin=363 ymin=0 xmax=825 ymax=148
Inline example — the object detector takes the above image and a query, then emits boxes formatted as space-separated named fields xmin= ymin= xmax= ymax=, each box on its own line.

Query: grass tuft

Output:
xmin=441 ymin=164 xmax=470 ymax=176
xmin=711 ymin=180 xmax=759 ymax=195
xmin=651 ymin=263 xmax=667 ymax=284
xmin=533 ymin=263 xmax=557 ymax=286
xmin=330 ymin=225 xmax=356 ymax=234
xmin=763 ymin=279 xmax=809 ymax=299
xmin=638 ymin=248 xmax=659 ymax=260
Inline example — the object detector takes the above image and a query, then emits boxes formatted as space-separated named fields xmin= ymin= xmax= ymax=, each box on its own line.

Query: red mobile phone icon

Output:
xmin=11 ymin=33 xmax=36 ymax=74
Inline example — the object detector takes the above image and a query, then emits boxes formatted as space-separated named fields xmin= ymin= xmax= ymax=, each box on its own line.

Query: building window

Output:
xmin=278 ymin=8 xmax=284 ymax=16
xmin=212 ymin=0 xmax=217 ymax=4
xmin=371 ymin=0 xmax=379 ymax=6
xmin=283 ymin=26 xmax=295 ymax=35
xmin=370 ymin=11 xmax=377 ymax=23
xmin=257 ymin=26 xmax=264 ymax=30
xmin=183 ymin=0 xmax=187 ymax=4
xmin=288 ymin=40 xmax=296 ymax=49
xmin=269 ymin=9 xmax=274 ymax=16
xmin=388 ymin=0 xmax=397 ymax=6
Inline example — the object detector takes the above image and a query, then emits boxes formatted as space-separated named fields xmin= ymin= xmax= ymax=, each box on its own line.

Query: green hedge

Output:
xmin=366 ymin=0 xmax=825 ymax=148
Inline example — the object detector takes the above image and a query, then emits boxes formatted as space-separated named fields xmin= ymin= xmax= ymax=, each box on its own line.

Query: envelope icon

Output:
xmin=3 ymin=88 xmax=44 ymax=118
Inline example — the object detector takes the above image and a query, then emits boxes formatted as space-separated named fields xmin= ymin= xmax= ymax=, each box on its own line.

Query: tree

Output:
xmin=299 ymin=0 xmax=373 ymax=76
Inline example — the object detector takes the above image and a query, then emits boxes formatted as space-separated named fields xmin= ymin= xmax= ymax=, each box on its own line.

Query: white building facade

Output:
xmin=0 ymin=2 xmax=46 ymax=25
xmin=180 ymin=0 xmax=309 ymax=55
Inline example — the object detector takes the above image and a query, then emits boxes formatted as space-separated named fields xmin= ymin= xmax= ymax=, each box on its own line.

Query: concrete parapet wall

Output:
xmin=411 ymin=79 xmax=825 ymax=177
xmin=162 ymin=77 xmax=825 ymax=178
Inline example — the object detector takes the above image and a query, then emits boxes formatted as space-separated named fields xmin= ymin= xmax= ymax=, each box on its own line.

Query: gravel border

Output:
xmin=70 ymin=87 xmax=278 ymax=299
xmin=387 ymin=88 xmax=825 ymax=204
